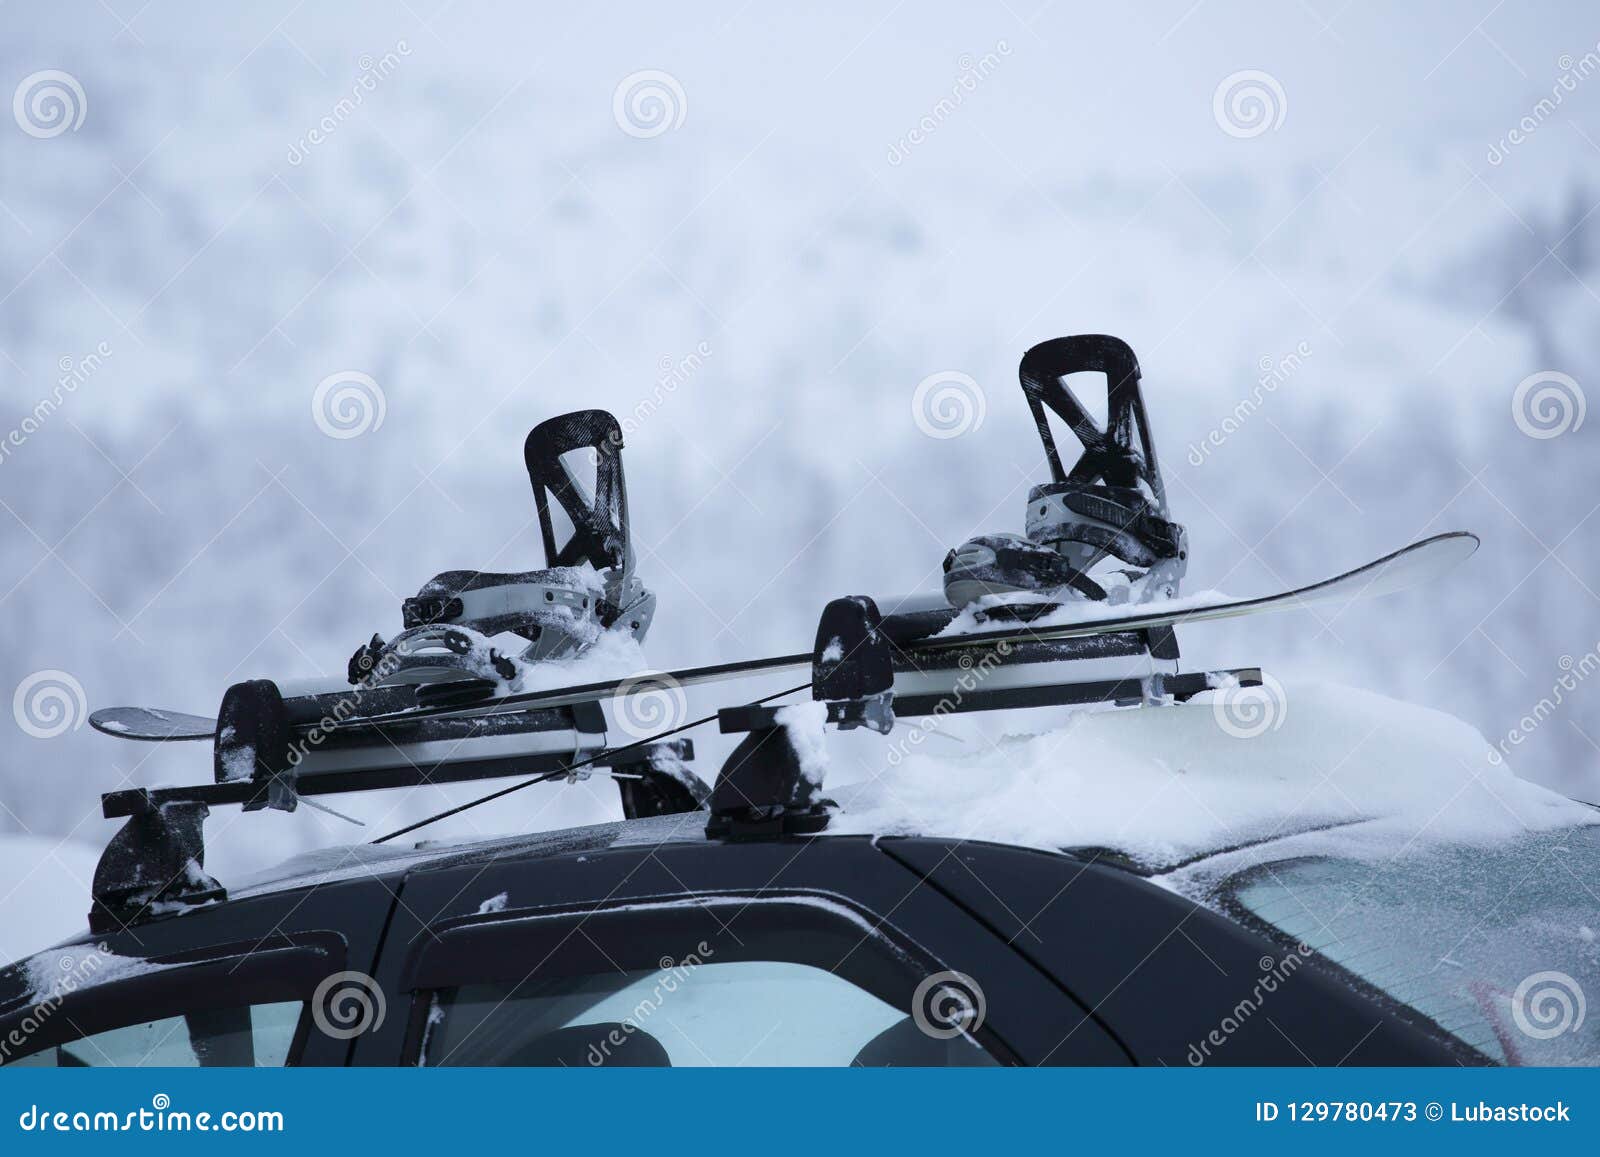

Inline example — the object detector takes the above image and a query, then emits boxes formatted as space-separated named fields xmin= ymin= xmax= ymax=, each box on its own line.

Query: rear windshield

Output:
xmin=1228 ymin=823 xmax=1599 ymax=1065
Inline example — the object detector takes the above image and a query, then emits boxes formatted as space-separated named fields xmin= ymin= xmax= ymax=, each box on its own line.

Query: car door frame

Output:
xmin=0 ymin=874 xmax=398 ymax=1067
xmin=353 ymin=833 xmax=1130 ymax=1066
xmin=881 ymin=838 xmax=1477 ymax=1066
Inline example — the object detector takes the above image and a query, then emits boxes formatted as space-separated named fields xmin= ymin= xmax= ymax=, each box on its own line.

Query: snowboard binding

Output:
xmin=944 ymin=335 xmax=1188 ymax=611
xmin=349 ymin=410 xmax=657 ymax=694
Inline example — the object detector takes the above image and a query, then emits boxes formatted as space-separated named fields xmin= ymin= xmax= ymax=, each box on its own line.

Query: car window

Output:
xmin=421 ymin=959 xmax=997 ymax=1067
xmin=6 ymin=1001 xmax=305 ymax=1068
xmin=1227 ymin=824 xmax=1600 ymax=1066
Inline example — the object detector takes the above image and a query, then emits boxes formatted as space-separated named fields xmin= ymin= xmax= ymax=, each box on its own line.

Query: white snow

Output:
xmin=775 ymin=702 xmax=831 ymax=787
xmin=21 ymin=944 xmax=174 ymax=1003
xmin=0 ymin=835 xmax=101 ymax=967
xmin=216 ymin=724 xmax=252 ymax=783
xmin=828 ymin=680 xmax=1598 ymax=868
xmin=510 ymin=629 xmax=654 ymax=695
xmin=476 ymin=891 xmax=509 ymax=914
xmin=936 ymin=588 xmax=1233 ymax=639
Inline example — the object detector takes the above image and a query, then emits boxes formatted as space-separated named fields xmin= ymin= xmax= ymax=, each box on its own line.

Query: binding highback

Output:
xmin=525 ymin=410 xmax=633 ymax=576
xmin=1019 ymin=334 xmax=1169 ymax=517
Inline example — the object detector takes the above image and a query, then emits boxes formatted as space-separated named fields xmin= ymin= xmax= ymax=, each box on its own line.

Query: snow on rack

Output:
xmin=775 ymin=701 xmax=830 ymax=787
xmin=826 ymin=679 xmax=1598 ymax=869
xmin=504 ymin=626 xmax=653 ymax=695
xmin=935 ymin=588 xmax=1233 ymax=639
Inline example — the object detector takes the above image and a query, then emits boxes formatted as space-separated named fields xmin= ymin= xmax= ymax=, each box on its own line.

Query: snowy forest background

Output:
xmin=3 ymin=1 xmax=1600 ymax=960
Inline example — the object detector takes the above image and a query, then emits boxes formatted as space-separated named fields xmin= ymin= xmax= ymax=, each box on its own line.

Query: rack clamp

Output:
xmin=707 ymin=596 xmax=892 ymax=841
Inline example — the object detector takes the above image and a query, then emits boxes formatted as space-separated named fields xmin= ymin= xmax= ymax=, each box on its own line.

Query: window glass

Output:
xmin=6 ymin=1001 xmax=305 ymax=1068
xmin=423 ymin=959 xmax=996 ymax=1067
xmin=1229 ymin=825 xmax=1600 ymax=1066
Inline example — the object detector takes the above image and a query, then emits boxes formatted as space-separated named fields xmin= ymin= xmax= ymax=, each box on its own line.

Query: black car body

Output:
xmin=12 ymin=806 xmax=1584 ymax=1068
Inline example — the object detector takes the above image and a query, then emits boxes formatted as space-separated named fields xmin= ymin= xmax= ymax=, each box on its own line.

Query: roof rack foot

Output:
xmin=612 ymin=742 xmax=709 ymax=818
xmin=705 ymin=723 xmax=831 ymax=841
xmin=90 ymin=798 xmax=225 ymax=934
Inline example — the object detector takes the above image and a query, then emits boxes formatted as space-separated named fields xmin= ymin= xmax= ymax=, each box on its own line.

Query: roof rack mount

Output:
xmin=88 ymin=682 xmax=696 ymax=933
xmin=703 ymin=594 xmax=1261 ymax=840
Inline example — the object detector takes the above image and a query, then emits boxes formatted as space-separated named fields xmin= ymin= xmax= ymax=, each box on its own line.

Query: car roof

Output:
xmin=227 ymin=810 xmax=711 ymax=901
xmin=208 ymin=678 xmax=1598 ymax=903
xmin=26 ymin=679 xmax=1595 ymax=953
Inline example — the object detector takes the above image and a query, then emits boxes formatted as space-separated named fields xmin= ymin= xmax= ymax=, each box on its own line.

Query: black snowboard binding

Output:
xmin=349 ymin=410 xmax=656 ymax=691
xmin=944 ymin=336 xmax=1188 ymax=611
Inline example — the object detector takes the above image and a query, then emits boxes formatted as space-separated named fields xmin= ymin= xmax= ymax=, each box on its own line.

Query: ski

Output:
xmin=911 ymin=529 xmax=1479 ymax=655
xmin=88 ymin=706 xmax=220 ymax=742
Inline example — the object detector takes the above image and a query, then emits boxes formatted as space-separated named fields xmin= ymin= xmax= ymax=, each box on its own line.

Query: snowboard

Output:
xmin=89 ymin=531 xmax=1477 ymax=743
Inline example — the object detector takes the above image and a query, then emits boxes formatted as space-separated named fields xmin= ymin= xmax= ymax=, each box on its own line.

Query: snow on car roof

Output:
xmin=230 ymin=680 xmax=1594 ymax=903
xmin=826 ymin=679 xmax=1598 ymax=870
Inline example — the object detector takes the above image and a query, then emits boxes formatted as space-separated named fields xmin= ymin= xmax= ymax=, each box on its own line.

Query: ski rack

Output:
xmin=88 ymin=677 xmax=698 ymax=933
xmin=704 ymin=594 xmax=1263 ymax=840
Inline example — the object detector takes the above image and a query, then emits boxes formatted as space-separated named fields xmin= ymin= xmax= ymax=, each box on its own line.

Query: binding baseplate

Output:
xmin=349 ymin=409 xmax=657 ymax=700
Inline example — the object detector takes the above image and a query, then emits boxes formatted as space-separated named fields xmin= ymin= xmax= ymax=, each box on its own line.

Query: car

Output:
xmin=6 ymin=356 xmax=1593 ymax=1070
xmin=4 ymin=677 xmax=1595 ymax=1069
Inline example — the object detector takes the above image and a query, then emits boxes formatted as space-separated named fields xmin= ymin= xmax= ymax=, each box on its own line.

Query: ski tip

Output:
xmin=89 ymin=707 xmax=218 ymax=742
xmin=1423 ymin=530 xmax=1481 ymax=561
